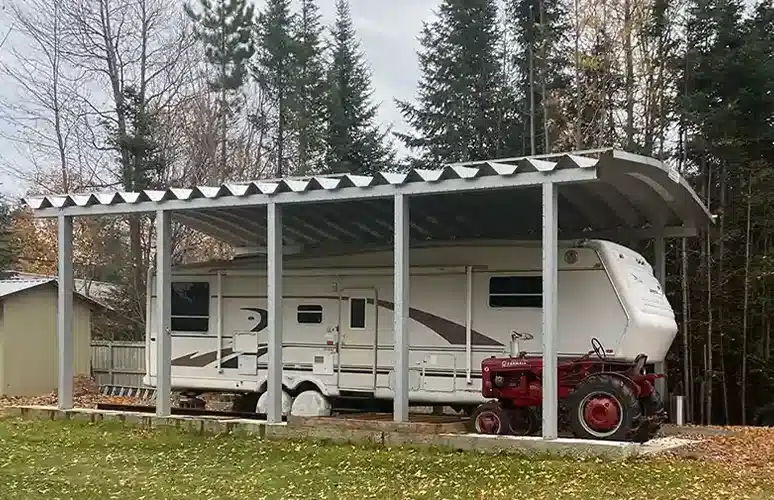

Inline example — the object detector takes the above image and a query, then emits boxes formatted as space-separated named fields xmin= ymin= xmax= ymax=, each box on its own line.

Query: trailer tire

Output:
xmin=290 ymin=390 xmax=332 ymax=417
xmin=256 ymin=389 xmax=293 ymax=416
xmin=469 ymin=401 xmax=508 ymax=435
xmin=569 ymin=374 xmax=641 ymax=441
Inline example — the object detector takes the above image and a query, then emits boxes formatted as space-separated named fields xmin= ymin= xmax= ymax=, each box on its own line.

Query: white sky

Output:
xmin=0 ymin=0 xmax=440 ymax=199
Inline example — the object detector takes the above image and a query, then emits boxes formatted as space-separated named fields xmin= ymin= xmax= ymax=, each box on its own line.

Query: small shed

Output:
xmin=0 ymin=279 xmax=98 ymax=397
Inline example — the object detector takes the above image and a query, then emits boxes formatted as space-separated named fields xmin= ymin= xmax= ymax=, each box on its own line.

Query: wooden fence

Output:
xmin=90 ymin=340 xmax=146 ymax=386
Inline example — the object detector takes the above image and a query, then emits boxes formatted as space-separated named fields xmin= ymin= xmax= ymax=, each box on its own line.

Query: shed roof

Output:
xmin=2 ymin=271 xmax=117 ymax=304
xmin=0 ymin=279 xmax=108 ymax=309
xmin=21 ymin=149 xmax=714 ymax=250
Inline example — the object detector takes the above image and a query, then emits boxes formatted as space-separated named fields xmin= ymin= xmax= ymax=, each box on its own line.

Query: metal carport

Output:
xmin=22 ymin=148 xmax=714 ymax=440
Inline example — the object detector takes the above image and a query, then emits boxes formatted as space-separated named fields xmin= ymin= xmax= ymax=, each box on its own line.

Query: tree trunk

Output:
xmin=528 ymin=3 xmax=535 ymax=155
xmin=705 ymin=155 xmax=713 ymax=424
xmin=717 ymin=162 xmax=729 ymax=425
xmin=681 ymin=237 xmax=691 ymax=421
xmin=539 ymin=0 xmax=548 ymax=153
xmin=573 ymin=0 xmax=581 ymax=150
xmin=220 ymin=8 xmax=228 ymax=176
xmin=624 ymin=0 xmax=634 ymax=151
xmin=741 ymin=171 xmax=753 ymax=425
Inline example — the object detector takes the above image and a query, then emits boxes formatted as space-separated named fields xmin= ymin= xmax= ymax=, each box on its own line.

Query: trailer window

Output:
xmin=297 ymin=304 xmax=323 ymax=324
xmin=171 ymin=282 xmax=210 ymax=332
xmin=488 ymin=276 xmax=542 ymax=308
xmin=350 ymin=298 xmax=366 ymax=329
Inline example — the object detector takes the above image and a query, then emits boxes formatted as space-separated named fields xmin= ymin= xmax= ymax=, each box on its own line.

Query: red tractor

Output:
xmin=469 ymin=333 xmax=667 ymax=442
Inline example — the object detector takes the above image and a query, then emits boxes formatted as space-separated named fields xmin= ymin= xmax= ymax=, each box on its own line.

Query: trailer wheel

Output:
xmin=469 ymin=401 xmax=507 ymax=435
xmin=256 ymin=389 xmax=293 ymax=417
xmin=290 ymin=390 xmax=332 ymax=417
xmin=569 ymin=374 xmax=641 ymax=441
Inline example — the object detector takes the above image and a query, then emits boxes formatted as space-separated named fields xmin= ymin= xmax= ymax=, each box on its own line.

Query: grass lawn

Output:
xmin=0 ymin=417 xmax=771 ymax=500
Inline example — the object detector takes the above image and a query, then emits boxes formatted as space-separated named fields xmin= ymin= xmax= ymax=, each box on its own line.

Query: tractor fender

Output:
xmin=576 ymin=372 xmax=641 ymax=397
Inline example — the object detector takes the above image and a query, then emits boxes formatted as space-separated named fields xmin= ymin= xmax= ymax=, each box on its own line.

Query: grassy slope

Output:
xmin=0 ymin=417 xmax=770 ymax=500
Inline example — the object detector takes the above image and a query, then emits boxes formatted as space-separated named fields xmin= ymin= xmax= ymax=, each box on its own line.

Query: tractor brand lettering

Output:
xmin=501 ymin=359 xmax=528 ymax=367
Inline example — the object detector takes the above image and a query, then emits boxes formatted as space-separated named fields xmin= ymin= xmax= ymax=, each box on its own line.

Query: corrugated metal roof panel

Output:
xmin=22 ymin=152 xmax=600 ymax=209
xmin=20 ymin=150 xmax=715 ymax=250
xmin=0 ymin=279 xmax=52 ymax=298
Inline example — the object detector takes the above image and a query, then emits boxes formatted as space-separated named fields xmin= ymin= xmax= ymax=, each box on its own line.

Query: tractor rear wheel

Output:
xmin=469 ymin=401 xmax=508 ymax=435
xmin=568 ymin=374 xmax=641 ymax=441
xmin=639 ymin=390 xmax=666 ymax=440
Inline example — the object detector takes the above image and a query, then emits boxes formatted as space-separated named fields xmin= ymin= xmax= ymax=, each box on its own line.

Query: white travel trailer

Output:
xmin=143 ymin=238 xmax=676 ymax=417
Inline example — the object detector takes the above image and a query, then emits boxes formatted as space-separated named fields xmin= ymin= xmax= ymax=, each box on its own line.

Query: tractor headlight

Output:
xmin=494 ymin=375 xmax=505 ymax=388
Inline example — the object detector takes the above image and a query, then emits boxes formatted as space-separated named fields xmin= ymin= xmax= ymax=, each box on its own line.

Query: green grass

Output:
xmin=0 ymin=417 xmax=769 ymax=500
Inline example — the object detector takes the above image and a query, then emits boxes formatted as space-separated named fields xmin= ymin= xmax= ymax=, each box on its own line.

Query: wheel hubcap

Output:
xmin=475 ymin=411 xmax=501 ymax=434
xmin=579 ymin=392 xmax=622 ymax=437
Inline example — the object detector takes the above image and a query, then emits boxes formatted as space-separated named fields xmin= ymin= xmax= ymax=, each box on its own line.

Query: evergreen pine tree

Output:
xmin=395 ymin=0 xmax=518 ymax=166
xmin=506 ymin=0 xmax=570 ymax=154
xmin=290 ymin=0 xmax=328 ymax=174
xmin=324 ymin=0 xmax=394 ymax=175
xmin=255 ymin=0 xmax=296 ymax=177
xmin=184 ymin=0 xmax=255 ymax=173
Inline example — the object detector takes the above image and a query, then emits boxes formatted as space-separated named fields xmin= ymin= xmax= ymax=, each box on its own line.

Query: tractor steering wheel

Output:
xmin=591 ymin=337 xmax=606 ymax=361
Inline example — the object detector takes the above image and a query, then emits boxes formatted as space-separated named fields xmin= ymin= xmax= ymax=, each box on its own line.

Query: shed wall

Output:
xmin=0 ymin=289 xmax=91 ymax=397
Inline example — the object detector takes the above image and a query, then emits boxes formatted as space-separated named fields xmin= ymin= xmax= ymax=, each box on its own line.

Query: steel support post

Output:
xmin=57 ymin=215 xmax=74 ymax=410
xmin=653 ymin=236 xmax=667 ymax=398
xmin=267 ymin=203 xmax=284 ymax=424
xmin=542 ymin=182 xmax=559 ymax=439
xmin=155 ymin=210 xmax=172 ymax=417
xmin=394 ymin=193 xmax=410 ymax=423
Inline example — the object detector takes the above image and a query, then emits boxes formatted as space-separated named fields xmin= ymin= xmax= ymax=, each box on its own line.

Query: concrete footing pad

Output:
xmin=2 ymin=405 xmax=699 ymax=459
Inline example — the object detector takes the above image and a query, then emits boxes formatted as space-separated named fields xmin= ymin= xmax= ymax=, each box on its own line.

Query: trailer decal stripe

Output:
xmin=171 ymin=347 xmax=266 ymax=367
xmin=371 ymin=298 xmax=502 ymax=346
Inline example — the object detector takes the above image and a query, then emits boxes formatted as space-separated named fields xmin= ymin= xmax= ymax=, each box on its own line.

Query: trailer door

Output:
xmin=337 ymin=288 xmax=378 ymax=393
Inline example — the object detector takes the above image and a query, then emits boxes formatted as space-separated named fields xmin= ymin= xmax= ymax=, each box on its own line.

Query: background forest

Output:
xmin=0 ymin=0 xmax=769 ymax=427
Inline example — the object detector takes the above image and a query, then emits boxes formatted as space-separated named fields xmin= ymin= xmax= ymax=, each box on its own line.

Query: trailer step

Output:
xmin=98 ymin=384 xmax=157 ymax=401
xmin=95 ymin=402 xmax=283 ymax=421
xmin=338 ymin=390 xmax=376 ymax=400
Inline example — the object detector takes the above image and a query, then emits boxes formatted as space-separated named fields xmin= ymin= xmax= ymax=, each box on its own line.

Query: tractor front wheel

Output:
xmin=568 ymin=374 xmax=641 ymax=441
xmin=469 ymin=401 xmax=508 ymax=435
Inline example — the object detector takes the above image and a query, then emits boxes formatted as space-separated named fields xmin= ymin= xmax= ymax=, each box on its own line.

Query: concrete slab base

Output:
xmin=1 ymin=405 xmax=699 ymax=459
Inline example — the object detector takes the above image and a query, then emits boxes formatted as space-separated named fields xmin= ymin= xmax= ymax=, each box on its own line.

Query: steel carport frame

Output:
xmin=22 ymin=148 xmax=714 ymax=440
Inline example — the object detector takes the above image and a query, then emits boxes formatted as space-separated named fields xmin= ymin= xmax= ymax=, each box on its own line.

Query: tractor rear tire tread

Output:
xmin=640 ymin=390 xmax=666 ymax=439
xmin=568 ymin=373 xmax=642 ymax=442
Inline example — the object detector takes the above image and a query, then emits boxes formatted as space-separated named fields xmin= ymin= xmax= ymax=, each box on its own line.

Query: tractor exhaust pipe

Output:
xmin=510 ymin=333 xmax=519 ymax=357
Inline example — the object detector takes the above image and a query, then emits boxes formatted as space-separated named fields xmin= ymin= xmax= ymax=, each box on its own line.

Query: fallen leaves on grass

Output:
xmin=665 ymin=426 xmax=774 ymax=470
xmin=0 ymin=418 xmax=772 ymax=500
